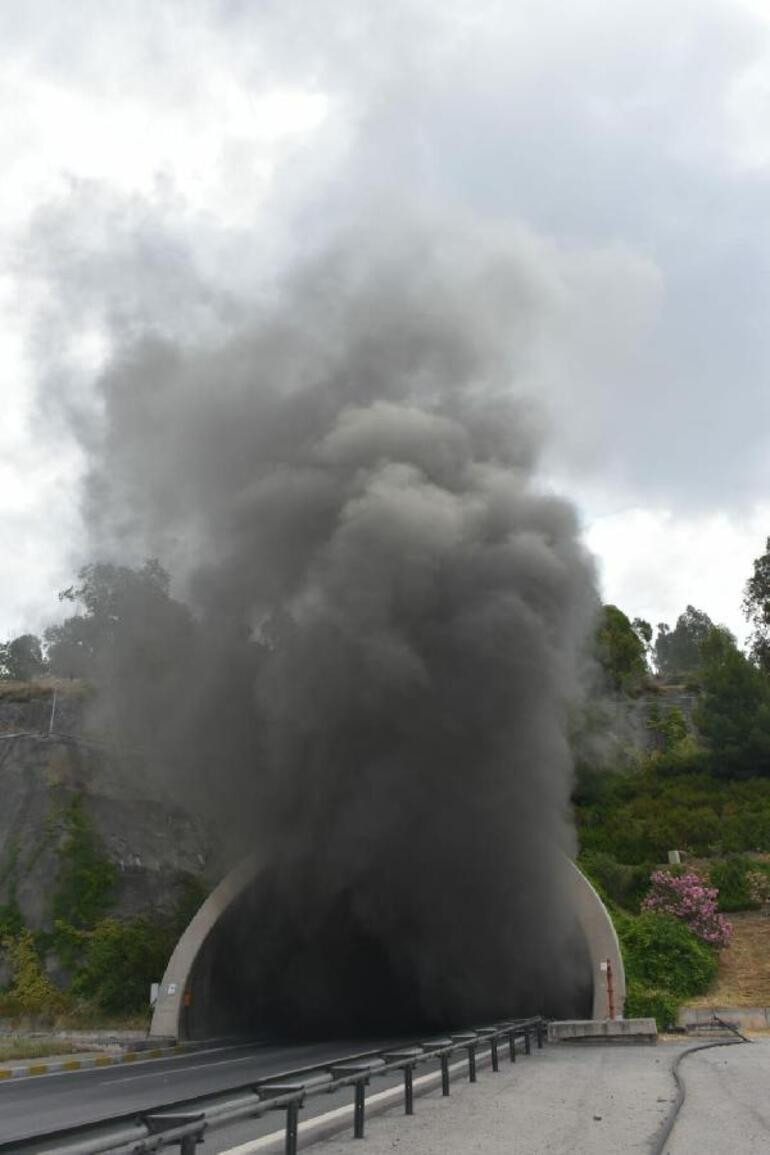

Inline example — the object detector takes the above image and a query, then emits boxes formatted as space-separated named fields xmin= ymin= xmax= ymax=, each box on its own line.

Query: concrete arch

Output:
xmin=150 ymin=856 xmax=624 ymax=1039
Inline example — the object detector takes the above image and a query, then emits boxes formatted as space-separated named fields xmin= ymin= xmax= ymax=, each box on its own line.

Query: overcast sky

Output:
xmin=2 ymin=0 xmax=768 ymax=643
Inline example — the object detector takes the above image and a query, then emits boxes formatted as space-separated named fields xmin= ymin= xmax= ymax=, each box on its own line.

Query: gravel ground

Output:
xmin=312 ymin=1041 xmax=690 ymax=1155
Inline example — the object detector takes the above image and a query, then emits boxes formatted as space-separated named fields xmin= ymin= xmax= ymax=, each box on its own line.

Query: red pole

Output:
xmin=606 ymin=958 xmax=616 ymax=1020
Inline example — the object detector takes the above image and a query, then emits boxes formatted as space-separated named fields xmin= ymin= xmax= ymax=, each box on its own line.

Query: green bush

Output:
xmin=71 ymin=916 xmax=177 ymax=1015
xmin=624 ymin=982 xmax=680 ymax=1031
xmin=579 ymin=851 xmax=653 ymax=912
xmin=576 ymin=769 xmax=770 ymax=862
xmin=52 ymin=794 xmax=116 ymax=929
xmin=619 ymin=912 xmax=718 ymax=998
xmin=709 ymin=857 xmax=759 ymax=912
xmin=0 ymin=930 xmax=69 ymax=1018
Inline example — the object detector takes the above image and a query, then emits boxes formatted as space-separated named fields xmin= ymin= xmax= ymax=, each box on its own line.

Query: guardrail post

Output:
xmin=441 ymin=1052 xmax=450 ymax=1096
xmin=405 ymin=1064 xmax=415 ymax=1114
xmin=490 ymin=1035 xmax=499 ymax=1072
xmin=524 ymin=1027 xmax=531 ymax=1055
xmin=536 ymin=1020 xmax=545 ymax=1049
xmin=354 ymin=1079 xmax=366 ymax=1138
xmin=180 ymin=1138 xmax=197 ymax=1155
xmin=451 ymin=1033 xmax=478 ymax=1083
xmin=508 ymin=1030 xmax=516 ymax=1062
xmin=332 ymin=1062 xmax=378 ymax=1140
xmin=382 ymin=1048 xmax=423 ymax=1116
xmin=285 ymin=1099 xmax=300 ymax=1155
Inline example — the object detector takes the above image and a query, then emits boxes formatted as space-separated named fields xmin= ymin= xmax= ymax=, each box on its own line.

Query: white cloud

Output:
xmin=584 ymin=504 xmax=770 ymax=641
xmin=1 ymin=0 xmax=770 ymax=641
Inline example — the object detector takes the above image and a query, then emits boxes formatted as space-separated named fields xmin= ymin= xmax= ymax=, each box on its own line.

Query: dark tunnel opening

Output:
xmin=184 ymin=872 xmax=595 ymax=1041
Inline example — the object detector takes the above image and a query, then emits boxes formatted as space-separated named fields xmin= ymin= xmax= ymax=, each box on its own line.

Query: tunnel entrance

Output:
xmin=183 ymin=870 xmax=594 ymax=1041
xmin=186 ymin=873 xmax=439 ymax=1039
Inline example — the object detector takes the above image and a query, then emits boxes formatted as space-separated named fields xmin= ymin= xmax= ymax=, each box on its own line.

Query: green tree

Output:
xmin=44 ymin=560 xmax=192 ymax=680
xmin=596 ymin=605 xmax=648 ymax=692
xmin=695 ymin=627 xmax=770 ymax=777
xmin=655 ymin=605 xmax=714 ymax=680
xmin=743 ymin=536 xmax=770 ymax=674
xmin=647 ymin=702 xmax=688 ymax=753
xmin=0 ymin=634 xmax=46 ymax=681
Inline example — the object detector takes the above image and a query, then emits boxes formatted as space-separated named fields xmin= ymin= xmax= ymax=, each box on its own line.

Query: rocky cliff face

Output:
xmin=0 ymin=687 xmax=212 ymax=942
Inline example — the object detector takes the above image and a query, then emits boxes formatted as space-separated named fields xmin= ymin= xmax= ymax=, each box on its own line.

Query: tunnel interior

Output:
xmin=184 ymin=871 xmax=594 ymax=1041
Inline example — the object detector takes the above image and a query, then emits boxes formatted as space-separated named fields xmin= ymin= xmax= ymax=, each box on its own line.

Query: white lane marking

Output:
xmin=218 ymin=1057 xmax=474 ymax=1155
xmin=99 ymin=1051 xmax=297 ymax=1085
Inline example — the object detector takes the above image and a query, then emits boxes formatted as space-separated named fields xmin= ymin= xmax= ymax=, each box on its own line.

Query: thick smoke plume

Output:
xmin=78 ymin=219 xmax=599 ymax=1030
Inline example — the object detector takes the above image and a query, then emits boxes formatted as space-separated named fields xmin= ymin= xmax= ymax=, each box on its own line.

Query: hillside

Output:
xmin=0 ymin=681 xmax=213 ymax=1007
xmin=688 ymin=911 xmax=770 ymax=1008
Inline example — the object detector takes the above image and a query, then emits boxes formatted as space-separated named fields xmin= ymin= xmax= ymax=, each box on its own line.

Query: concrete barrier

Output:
xmin=548 ymin=1018 xmax=657 ymax=1043
xmin=679 ymin=1006 xmax=770 ymax=1032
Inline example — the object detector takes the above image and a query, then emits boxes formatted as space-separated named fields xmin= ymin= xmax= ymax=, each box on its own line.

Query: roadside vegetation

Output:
xmin=579 ymin=537 xmax=770 ymax=1028
xmin=0 ymin=802 xmax=205 ymax=1025
xmin=0 ymin=1036 xmax=91 ymax=1062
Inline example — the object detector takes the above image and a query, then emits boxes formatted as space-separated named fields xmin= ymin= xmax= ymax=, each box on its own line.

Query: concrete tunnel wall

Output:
xmin=150 ymin=857 xmax=625 ymax=1040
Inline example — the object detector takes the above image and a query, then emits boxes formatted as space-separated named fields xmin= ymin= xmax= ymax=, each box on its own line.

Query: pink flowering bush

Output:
xmin=642 ymin=870 xmax=732 ymax=948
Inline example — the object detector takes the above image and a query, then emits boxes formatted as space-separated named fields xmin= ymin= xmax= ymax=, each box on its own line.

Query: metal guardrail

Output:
xmin=20 ymin=1017 xmax=546 ymax=1155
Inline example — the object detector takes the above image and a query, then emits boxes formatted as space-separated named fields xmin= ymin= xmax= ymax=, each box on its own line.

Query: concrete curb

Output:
xmin=0 ymin=1039 xmax=200 ymax=1081
xmin=679 ymin=1006 xmax=770 ymax=1032
xmin=548 ymin=1018 xmax=657 ymax=1044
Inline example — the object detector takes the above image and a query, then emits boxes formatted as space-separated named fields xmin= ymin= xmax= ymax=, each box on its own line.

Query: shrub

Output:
xmin=579 ymin=851 xmax=653 ymax=913
xmin=0 ymin=930 xmax=69 ymax=1018
xmin=624 ymin=982 xmax=680 ymax=1031
xmin=620 ymin=911 xmax=718 ymax=998
xmin=708 ymin=857 xmax=758 ymax=912
xmin=642 ymin=870 xmax=731 ymax=947
xmin=71 ymin=916 xmax=177 ymax=1015
xmin=574 ymin=767 xmax=770 ymax=862
xmin=52 ymin=795 xmax=116 ymax=930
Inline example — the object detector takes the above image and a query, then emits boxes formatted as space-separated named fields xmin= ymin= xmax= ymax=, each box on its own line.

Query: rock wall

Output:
xmin=0 ymin=689 xmax=212 ymax=939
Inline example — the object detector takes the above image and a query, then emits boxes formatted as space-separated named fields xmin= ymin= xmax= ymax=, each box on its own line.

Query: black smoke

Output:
xmin=75 ymin=220 xmax=600 ymax=1030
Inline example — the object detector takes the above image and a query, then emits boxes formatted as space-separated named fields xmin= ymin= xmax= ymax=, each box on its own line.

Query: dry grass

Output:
xmin=0 ymin=1038 xmax=85 ymax=1061
xmin=687 ymin=911 xmax=770 ymax=1007
xmin=53 ymin=1006 xmax=151 ymax=1032
xmin=0 ymin=677 xmax=89 ymax=703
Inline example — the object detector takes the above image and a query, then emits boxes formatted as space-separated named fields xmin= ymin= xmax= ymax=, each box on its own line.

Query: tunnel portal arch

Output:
xmin=150 ymin=856 xmax=624 ymax=1040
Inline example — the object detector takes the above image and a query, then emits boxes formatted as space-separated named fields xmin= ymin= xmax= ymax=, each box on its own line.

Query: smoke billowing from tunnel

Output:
xmin=78 ymin=217 xmax=599 ymax=1032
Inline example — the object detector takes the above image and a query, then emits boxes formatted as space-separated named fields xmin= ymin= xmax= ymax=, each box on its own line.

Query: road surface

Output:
xmin=0 ymin=1037 xmax=404 ymax=1153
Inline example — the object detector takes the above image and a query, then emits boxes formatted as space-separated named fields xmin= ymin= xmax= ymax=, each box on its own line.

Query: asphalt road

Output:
xmin=11 ymin=1034 xmax=763 ymax=1155
xmin=669 ymin=1037 xmax=770 ymax=1153
xmin=0 ymin=1037 xmax=406 ymax=1152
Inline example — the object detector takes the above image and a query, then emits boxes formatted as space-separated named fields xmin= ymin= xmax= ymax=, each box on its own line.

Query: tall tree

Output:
xmin=695 ymin=626 xmax=770 ymax=778
xmin=596 ymin=604 xmax=648 ymax=692
xmin=743 ymin=536 xmax=770 ymax=674
xmin=44 ymin=560 xmax=192 ymax=681
xmin=0 ymin=634 xmax=46 ymax=681
xmin=654 ymin=605 xmax=714 ymax=680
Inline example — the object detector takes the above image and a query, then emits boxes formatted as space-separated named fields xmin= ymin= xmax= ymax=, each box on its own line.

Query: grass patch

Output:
xmin=0 ymin=1038 xmax=84 ymax=1062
